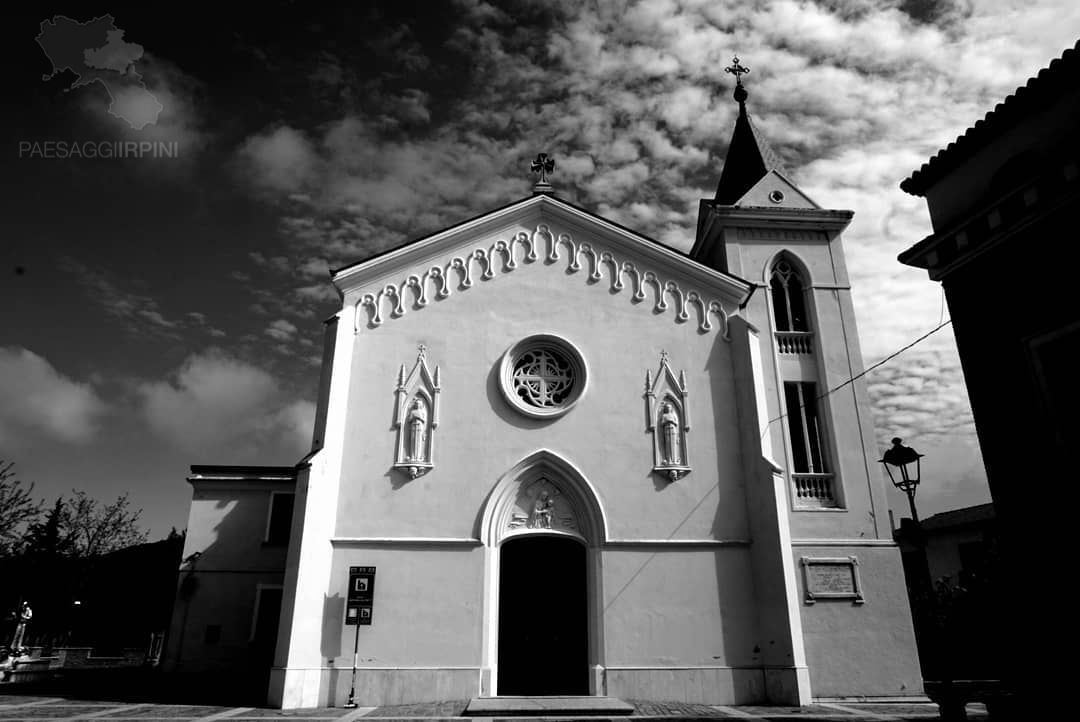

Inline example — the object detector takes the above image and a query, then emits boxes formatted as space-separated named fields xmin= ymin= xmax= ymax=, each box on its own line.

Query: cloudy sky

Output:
xmin=4 ymin=0 xmax=1077 ymax=538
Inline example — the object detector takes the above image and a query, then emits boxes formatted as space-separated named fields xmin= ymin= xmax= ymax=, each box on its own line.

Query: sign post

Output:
xmin=343 ymin=566 xmax=375 ymax=708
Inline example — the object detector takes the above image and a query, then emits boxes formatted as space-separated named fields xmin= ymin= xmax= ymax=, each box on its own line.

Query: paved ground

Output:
xmin=0 ymin=696 xmax=988 ymax=721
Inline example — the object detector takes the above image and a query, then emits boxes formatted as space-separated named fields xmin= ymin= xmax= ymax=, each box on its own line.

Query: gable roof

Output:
xmin=901 ymin=38 xmax=1080 ymax=196
xmin=735 ymin=169 xmax=820 ymax=209
xmin=331 ymin=193 xmax=755 ymax=338
xmin=331 ymin=193 xmax=753 ymax=300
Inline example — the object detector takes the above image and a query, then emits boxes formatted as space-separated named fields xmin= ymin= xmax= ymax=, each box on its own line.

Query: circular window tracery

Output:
xmin=499 ymin=335 xmax=587 ymax=418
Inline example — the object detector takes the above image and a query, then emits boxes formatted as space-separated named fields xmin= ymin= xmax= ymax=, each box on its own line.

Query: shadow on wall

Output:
xmin=160 ymin=491 xmax=291 ymax=706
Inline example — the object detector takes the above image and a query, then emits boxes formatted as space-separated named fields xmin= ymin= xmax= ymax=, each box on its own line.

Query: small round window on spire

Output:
xmin=769 ymin=190 xmax=785 ymax=204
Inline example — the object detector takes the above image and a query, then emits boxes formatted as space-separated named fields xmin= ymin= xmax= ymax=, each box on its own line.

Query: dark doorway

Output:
xmin=498 ymin=535 xmax=588 ymax=695
xmin=246 ymin=587 xmax=283 ymax=702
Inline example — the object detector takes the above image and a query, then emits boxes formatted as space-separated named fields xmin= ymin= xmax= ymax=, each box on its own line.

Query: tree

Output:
xmin=58 ymin=490 xmax=149 ymax=558
xmin=23 ymin=499 xmax=71 ymax=557
xmin=0 ymin=460 xmax=42 ymax=557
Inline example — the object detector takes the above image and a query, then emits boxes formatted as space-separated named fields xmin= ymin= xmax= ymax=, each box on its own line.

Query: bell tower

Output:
xmin=691 ymin=58 xmax=886 ymax=529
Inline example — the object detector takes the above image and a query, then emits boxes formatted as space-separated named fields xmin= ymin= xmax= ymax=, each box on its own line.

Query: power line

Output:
xmin=763 ymin=318 xmax=954 ymax=431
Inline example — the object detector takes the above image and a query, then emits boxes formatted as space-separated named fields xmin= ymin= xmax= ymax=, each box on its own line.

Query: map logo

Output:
xmin=36 ymin=14 xmax=162 ymax=130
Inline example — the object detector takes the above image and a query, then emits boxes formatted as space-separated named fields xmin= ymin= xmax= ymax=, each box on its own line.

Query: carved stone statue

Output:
xmin=660 ymin=402 xmax=682 ymax=465
xmin=530 ymin=490 xmax=554 ymax=529
xmin=406 ymin=398 xmax=428 ymax=461
xmin=9 ymin=602 xmax=32 ymax=652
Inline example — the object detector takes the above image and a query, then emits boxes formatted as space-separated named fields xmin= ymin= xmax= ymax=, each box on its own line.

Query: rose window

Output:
xmin=499 ymin=335 xmax=587 ymax=419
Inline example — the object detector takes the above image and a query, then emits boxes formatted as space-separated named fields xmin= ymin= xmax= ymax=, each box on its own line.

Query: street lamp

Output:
xmin=880 ymin=437 xmax=924 ymax=523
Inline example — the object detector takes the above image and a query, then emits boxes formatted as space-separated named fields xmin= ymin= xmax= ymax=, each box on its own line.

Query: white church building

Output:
xmin=164 ymin=72 xmax=923 ymax=709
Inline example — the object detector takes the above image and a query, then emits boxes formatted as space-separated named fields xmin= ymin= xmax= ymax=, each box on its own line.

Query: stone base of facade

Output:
xmin=270 ymin=666 xmax=483 ymax=709
xmin=268 ymin=665 xmax=815 ymax=708
xmin=585 ymin=666 xmax=809 ymax=706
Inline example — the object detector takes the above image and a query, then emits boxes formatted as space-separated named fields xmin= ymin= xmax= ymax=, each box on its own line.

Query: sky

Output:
xmin=3 ymin=0 xmax=1077 ymax=540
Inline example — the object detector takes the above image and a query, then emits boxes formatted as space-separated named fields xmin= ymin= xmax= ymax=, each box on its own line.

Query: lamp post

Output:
xmin=880 ymin=437 xmax=942 ymax=680
xmin=880 ymin=437 xmax=924 ymax=523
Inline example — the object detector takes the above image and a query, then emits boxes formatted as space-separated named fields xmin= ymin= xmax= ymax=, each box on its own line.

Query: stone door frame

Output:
xmin=478 ymin=449 xmax=608 ymax=697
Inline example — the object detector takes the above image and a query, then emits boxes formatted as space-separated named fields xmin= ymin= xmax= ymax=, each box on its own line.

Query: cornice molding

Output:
xmin=604 ymin=538 xmax=750 ymax=547
xmin=351 ymin=222 xmax=740 ymax=338
xmin=331 ymin=537 xmax=482 ymax=547
xmin=790 ymin=538 xmax=896 ymax=547
xmin=705 ymin=204 xmax=854 ymax=231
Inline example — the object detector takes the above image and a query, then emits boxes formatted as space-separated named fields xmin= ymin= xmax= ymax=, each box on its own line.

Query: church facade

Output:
xmin=164 ymin=81 xmax=922 ymax=709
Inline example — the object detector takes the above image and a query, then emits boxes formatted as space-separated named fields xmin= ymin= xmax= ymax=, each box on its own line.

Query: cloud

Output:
xmin=222 ymin=0 xmax=1080 ymax=513
xmin=235 ymin=126 xmax=322 ymax=195
xmin=265 ymin=319 xmax=299 ymax=341
xmin=137 ymin=349 xmax=314 ymax=456
xmin=61 ymin=257 xmax=227 ymax=341
xmin=74 ymin=48 xmax=211 ymax=159
xmin=0 ymin=347 xmax=108 ymax=446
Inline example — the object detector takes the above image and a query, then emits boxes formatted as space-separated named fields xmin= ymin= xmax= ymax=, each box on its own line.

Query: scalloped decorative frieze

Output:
xmin=354 ymin=224 xmax=732 ymax=338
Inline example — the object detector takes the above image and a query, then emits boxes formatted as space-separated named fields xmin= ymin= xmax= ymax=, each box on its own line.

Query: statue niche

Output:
xmin=645 ymin=351 xmax=690 ymax=481
xmin=393 ymin=345 xmax=441 ymax=478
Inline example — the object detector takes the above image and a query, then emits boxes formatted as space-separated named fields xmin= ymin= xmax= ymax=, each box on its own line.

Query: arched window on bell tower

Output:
xmin=769 ymin=255 xmax=814 ymax=356
xmin=770 ymin=257 xmax=809 ymax=332
xmin=768 ymin=252 xmax=840 ymax=509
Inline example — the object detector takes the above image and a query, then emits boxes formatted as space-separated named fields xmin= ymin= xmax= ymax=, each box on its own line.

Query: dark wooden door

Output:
xmin=497 ymin=536 xmax=588 ymax=695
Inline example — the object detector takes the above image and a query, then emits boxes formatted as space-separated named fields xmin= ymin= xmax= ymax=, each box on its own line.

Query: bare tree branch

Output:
xmin=0 ymin=460 xmax=43 ymax=556
xmin=58 ymin=490 xmax=149 ymax=558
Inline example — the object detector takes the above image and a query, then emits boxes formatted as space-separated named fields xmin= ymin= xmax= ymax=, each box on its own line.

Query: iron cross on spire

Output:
xmin=725 ymin=55 xmax=750 ymax=104
xmin=725 ymin=56 xmax=750 ymax=85
xmin=531 ymin=153 xmax=555 ymax=194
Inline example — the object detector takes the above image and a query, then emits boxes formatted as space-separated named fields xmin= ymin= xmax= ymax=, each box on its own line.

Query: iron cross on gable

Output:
xmin=531 ymin=153 xmax=554 ymax=184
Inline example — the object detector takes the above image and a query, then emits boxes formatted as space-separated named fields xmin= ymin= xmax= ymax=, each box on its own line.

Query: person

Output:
xmin=660 ymin=402 xmax=682 ymax=465
xmin=406 ymin=398 xmax=427 ymax=461
xmin=9 ymin=602 xmax=31 ymax=652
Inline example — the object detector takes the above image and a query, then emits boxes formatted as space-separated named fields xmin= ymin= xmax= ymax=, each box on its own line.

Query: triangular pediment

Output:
xmin=735 ymin=170 xmax=820 ymax=209
xmin=332 ymin=195 xmax=752 ymax=337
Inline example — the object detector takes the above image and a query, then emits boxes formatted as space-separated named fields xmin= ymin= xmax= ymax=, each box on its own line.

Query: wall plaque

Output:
xmin=801 ymin=556 xmax=864 ymax=604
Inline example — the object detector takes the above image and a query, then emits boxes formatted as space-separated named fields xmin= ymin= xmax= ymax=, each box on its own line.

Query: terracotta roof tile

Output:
xmin=901 ymin=39 xmax=1080 ymax=196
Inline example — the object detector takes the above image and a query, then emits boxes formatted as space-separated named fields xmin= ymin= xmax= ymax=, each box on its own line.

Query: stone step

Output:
xmin=465 ymin=696 xmax=635 ymax=716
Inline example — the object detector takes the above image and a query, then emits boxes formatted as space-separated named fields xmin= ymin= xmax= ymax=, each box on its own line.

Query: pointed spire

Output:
xmin=714 ymin=56 xmax=789 ymax=204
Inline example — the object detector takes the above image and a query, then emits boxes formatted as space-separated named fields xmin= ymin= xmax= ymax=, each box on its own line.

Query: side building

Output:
xmin=162 ymin=466 xmax=297 ymax=702
xmin=898 ymin=39 xmax=1079 ymax=706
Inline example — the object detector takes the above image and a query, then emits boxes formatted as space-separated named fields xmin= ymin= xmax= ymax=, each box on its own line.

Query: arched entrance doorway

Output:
xmin=479 ymin=450 xmax=609 ymax=697
xmin=497 ymin=535 xmax=588 ymax=695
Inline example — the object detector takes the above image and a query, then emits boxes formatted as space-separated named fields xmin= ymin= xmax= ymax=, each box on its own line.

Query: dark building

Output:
xmin=892 ymin=504 xmax=999 ymax=681
xmin=898 ymin=39 xmax=1080 ymax=707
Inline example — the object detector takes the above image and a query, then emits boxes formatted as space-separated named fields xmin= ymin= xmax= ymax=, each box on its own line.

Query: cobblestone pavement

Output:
xmin=0 ymin=696 xmax=988 ymax=721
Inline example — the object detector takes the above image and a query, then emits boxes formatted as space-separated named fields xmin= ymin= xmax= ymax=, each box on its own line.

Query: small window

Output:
xmin=784 ymin=382 xmax=827 ymax=473
xmin=265 ymin=492 xmax=294 ymax=546
xmin=770 ymin=259 xmax=809 ymax=332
